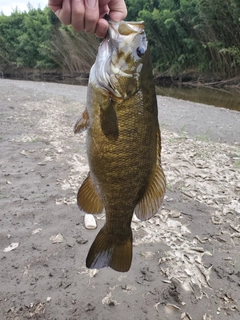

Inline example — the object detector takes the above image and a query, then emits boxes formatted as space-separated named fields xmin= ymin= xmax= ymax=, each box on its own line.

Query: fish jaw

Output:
xmin=89 ymin=20 xmax=148 ymax=99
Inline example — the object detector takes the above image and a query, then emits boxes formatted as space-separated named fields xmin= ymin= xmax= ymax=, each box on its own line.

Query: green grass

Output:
xmin=178 ymin=183 xmax=185 ymax=191
xmin=166 ymin=183 xmax=173 ymax=191
xmin=168 ymin=137 xmax=177 ymax=143
xmin=234 ymin=151 xmax=240 ymax=167
xmin=196 ymin=134 xmax=209 ymax=142
xmin=235 ymin=159 xmax=240 ymax=168
xmin=160 ymin=121 xmax=168 ymax=127
xmin=179 ymin=125 xmax=187 ymax=140
xmin=196 ymin=150 xmax=207 ymax=159
xmin=0 ymin=194 xmax=8 ymax=199
xmin=196 ymin=129 xmax=211 ymax=142
xmin=30 ymin=137 xmax=40 ymax=143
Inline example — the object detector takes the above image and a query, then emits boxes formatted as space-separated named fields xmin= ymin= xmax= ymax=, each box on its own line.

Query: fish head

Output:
xmin=91 ymin=20 xmax=149 ymax=99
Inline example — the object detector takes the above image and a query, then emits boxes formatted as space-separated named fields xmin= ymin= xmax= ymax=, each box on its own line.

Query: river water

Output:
xmin=156 ymin=86 xmax=240 ymax=112
xmin=3 ymin=74 xmax=240 ymax=112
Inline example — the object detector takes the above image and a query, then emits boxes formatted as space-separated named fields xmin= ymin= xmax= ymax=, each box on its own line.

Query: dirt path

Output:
xmin=0 ymin=79 xmax=240 ymax=320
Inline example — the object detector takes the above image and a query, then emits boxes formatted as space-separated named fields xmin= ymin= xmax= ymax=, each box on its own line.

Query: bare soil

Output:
xmin=0 ymin=79 xmax=240 ymax=320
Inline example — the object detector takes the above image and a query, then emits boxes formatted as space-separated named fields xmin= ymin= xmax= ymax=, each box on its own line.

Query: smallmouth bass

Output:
xmin=74 ymin=20 xmax=166 ymax=272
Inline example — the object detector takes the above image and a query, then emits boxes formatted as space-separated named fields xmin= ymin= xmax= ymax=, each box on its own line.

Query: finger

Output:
xmin=84 ymin=0 xmax=99 ymax=33
xmin=71 ymin=0 xmax=85 ymax=31
xmin=48 ymin=0 xmax=63 ymax=11
xmin=99 ymin=4 xmax=109 ymax=18
xmin=48 ymin=0 xmax=72 ymax=25
xmin=95 ymin=18 xmax=109 ymax=38
xmin=108 ymin=0 xmax=127 ymax=21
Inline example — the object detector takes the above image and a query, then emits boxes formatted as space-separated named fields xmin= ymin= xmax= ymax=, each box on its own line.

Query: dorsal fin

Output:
xmin=135 ymin=128 xmax=166 ymax=220
xmin=77 ymin=173 xmax=104 ymax=214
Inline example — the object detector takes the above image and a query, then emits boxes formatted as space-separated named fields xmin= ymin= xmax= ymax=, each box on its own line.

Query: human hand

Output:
xmin=48 ymin=0 xmax=127 ymax=38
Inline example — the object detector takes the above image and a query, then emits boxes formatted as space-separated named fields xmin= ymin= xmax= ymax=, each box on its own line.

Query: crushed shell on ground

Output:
xmin=22 ymin=99 xmax=240 ymax=310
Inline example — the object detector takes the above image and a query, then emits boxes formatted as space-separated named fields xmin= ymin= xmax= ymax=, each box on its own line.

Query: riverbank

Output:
xmin=0 ymin=80 xmax=239 ymax=320
xmin=3 ymin=71 xmax=240 ymax=111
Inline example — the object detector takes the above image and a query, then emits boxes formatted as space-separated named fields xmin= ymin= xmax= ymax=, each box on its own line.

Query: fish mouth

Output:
xmin=106 ymin=19 xmax=145 ymax=41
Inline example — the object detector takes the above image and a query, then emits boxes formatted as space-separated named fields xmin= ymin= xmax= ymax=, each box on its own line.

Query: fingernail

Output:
xmin=86 ymin=0 xmax=97 ymax=8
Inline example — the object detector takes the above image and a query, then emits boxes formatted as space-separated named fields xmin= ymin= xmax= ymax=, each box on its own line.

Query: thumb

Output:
xmin=108 ymin=0 xmax=127 ymax=21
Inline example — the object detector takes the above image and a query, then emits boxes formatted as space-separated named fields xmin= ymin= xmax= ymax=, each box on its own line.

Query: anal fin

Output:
xmin=77 ymin=173 xmax=103 ymax=214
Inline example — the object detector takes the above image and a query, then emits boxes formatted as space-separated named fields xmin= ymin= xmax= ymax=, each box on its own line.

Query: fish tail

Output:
xmin=86 ymin=227 xmax=132 ymax=272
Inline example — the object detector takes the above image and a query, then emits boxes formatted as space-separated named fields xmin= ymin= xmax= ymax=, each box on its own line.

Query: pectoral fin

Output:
xmin=135 ymin=128 xmax=166 ymax=220
xmin=100 ymin=99 xmax=119 ymax=141
xmin=77 ymin=173 xmax=104 ymax=214
xmin=74 ymin=109 xmax=89 ymax=134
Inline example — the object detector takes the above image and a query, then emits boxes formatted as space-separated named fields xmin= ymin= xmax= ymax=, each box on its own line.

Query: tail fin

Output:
xmin=86 ymin=227 xmax=132 ymax=272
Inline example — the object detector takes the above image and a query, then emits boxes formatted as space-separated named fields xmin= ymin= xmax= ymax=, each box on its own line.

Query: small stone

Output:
xmin=84 ymin=214 xmax=97 ymax=230
xmin=76 ymin=237 xmax=88 ymax=245
xmin=3 ymin=243 xmax=19 ymax=252
xmin=50 ymin=233 xmax=64 ymax=243
xmin=32 ymin=228 xmax=42 ymax=235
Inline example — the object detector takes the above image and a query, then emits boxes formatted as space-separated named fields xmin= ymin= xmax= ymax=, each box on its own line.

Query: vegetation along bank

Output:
xmin=0 ymin=0 xmax=240 ymax=87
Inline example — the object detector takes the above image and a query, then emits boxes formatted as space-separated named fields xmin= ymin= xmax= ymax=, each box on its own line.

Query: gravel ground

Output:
xmin=0 ymin=79 xmax=240 ymax=320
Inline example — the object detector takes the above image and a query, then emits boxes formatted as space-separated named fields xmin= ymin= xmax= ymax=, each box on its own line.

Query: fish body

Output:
xmin=74 ymin=20 xmax=166 ymax=272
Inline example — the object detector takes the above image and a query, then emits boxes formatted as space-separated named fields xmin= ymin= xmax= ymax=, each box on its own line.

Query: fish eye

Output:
xmin=136 ymin=46 xmax=145 ymax=57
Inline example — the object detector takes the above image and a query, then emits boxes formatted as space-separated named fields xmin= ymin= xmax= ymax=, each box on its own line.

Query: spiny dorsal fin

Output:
xmin=77 ymin=173 xmax=104 ymax=214
xmin=135 ymin=128 xmax=166 ymax=220
xmin=74 ymin=109 xmax=89 ymax=134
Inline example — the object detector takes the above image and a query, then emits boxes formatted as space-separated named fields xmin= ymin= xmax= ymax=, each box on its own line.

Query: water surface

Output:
xmin=156 ymin=86 xmax=240 ymax=112
xmin=3 ymin=73 xmax=240 ymax=111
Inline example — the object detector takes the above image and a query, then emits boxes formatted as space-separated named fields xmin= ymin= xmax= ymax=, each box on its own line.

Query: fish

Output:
xmin=74 ymin=19 xmax=166 ymax=272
